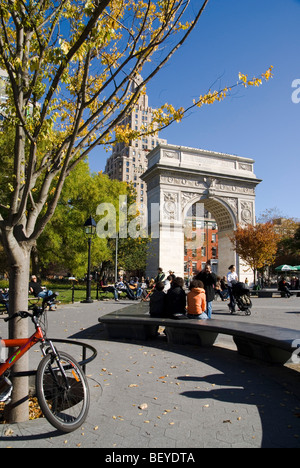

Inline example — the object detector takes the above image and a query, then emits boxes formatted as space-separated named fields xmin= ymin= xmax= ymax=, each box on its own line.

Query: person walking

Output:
xmin=195 ymin=263 xmax=217 ymax=319
xmin=227 ymin=265 xmax=238 ymax=313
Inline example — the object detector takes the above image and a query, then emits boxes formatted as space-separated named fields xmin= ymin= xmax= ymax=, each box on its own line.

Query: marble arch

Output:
xmin=141 ymin=144 xmax=262 ymax=283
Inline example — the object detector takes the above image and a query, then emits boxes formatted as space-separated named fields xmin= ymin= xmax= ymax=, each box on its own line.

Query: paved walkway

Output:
xmin=0 ymin=296 xmax=300 ymax=449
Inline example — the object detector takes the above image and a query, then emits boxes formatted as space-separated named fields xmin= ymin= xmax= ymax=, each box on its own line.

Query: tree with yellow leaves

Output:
xmin=229 ymin=223 xmax=279 ymax=285
xmin=0 ymin=0 xmax=272 ymax=423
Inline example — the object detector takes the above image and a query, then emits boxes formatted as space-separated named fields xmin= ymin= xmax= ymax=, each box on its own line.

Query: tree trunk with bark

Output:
xmin=2 ymin=226 xmax=33 ymax=422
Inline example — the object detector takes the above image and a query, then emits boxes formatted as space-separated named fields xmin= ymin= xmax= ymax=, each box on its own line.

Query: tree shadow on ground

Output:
xmin=70 ymin=322 xmax=300 ymax=448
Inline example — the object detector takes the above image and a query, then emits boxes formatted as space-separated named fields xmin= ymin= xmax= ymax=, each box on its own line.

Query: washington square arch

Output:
xmin=141 ymin=143 xmax=261 ymax=284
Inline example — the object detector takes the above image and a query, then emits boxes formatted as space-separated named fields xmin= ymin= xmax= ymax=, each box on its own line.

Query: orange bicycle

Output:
xmin=0 ymin=304 xmax=90 ymax=433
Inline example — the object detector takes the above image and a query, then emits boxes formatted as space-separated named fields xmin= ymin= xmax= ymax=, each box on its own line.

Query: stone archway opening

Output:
xmin=183 ymin=196 xmax=236 ymax=280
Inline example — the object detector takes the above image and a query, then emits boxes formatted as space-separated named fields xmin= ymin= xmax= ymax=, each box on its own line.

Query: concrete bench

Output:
xmin=257 ymin=290 xmax=300 ymax=298
xmin=98 ymin=303 xmax=300 ymax=365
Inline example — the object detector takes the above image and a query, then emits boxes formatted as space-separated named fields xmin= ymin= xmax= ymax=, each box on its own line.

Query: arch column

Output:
xmin=145 ymin=186 xmax=185 ymax=278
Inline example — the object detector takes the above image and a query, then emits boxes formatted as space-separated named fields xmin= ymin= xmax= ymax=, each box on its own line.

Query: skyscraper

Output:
xmin=104 ymin=79 xmax=166 ymax=210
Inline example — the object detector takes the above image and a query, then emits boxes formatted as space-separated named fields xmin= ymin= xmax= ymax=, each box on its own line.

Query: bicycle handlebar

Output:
xmin=4 ymin=311 xmax=31 ymax=322
xmin=4 ymin=307 xmax=44 ymax=323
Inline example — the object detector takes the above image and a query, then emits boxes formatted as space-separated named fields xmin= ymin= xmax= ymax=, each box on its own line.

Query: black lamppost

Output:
xmin=82 ymin=216 xmax=96 ymax=303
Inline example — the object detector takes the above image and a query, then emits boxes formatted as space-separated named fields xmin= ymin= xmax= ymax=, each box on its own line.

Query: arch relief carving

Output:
xmin=163 ymin=192 xmax=179 ymax=221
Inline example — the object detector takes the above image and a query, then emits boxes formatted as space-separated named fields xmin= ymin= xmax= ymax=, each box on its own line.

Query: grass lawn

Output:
xmin=0 ymin=280 xmax=124 ymax=305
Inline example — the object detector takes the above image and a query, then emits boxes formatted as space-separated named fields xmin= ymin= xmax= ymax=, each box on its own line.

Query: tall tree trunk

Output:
xmin=5 ymin=238 xmax=32 ymax=423
xmin=30 ymin=245 xmax=40 ymax=278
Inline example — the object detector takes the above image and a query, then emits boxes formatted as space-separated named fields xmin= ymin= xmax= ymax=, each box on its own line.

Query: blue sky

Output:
xmin=88 ymin=0 xmax=300 ymax=220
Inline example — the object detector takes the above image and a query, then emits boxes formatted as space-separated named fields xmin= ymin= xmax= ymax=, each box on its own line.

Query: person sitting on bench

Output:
xmin=99 ymin=277 xmax=119 ymax=301
xmin=187 ymin=280 xmax=208 ymax=319
xmin=278 ymin=276 xmax=293 ymax=298
xmin=29 ymin=275 xmax=58 ymax=310
xmin=149 ymin=282 xmax=167 ymax=317
xmin=0 ymin=289 xmax=9 ymax=312
xmin=128 ymin=277 xmax=142 ymax=299
xmin=165 ymin=277 xmax=187 ymax=318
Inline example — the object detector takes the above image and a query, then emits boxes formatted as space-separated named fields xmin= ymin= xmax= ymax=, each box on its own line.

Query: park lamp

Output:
xmin=82 ymin=216 xmax=96 ymax=303
xmin=84 ymin=216 xmax=97 ymax=238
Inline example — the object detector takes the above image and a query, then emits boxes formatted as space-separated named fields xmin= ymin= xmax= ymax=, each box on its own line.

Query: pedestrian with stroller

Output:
xmin=227 ymin=265 xmax=238 ymax=313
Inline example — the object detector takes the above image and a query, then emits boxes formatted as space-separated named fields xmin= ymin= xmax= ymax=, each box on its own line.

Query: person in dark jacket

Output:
xmin=165 ymin=277 xmax=186 ymax=318
xmin=29 ymin=275 xmax=58 ymax=310
xmin=0 ymin=289 xmax=9 ymax=312
xmin=155 ymin=267 xmax=165 ymax=284
xmin=149 ymin=282 xmax=167 ymax=317
xmin=195 ymin=263 xmax=217 ymax=318
xmin=278 ymin=276 xmax=292 ymax=298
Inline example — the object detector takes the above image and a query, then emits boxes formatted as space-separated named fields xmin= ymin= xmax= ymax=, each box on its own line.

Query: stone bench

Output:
xmin=98 ymin=302 xmax=300 ymax=365
xmin=257 ymin=290 xmax=300 ymax=298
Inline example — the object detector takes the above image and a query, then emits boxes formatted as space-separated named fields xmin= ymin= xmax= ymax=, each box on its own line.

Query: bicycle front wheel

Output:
xmin=36 ymin=351 xmax=90 ymax=433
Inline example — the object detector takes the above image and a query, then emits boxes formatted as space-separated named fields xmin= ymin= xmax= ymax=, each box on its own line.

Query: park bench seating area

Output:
xmin=0 ymin=296 xmax=41 ymax=315
xmin=99 ymin=302 xmax=300 ymax=365
xmin=254 ymin=289 xmax=300 ymax=298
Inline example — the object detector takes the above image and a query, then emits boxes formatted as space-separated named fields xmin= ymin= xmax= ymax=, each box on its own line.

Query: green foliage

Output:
xmin=37 ymin=160 xmax=144 ymax=277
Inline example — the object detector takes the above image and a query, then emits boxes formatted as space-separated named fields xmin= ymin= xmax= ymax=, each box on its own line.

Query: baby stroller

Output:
xmin=231 ymin=282 xmax=252 ymax=316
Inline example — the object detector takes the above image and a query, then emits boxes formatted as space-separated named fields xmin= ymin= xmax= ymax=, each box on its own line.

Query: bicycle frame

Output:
xmin=0 ymin=327 xmax=45 ymax=377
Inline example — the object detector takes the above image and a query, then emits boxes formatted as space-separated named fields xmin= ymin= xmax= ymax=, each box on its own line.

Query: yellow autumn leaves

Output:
xmin=194 ymin=66 xmax=274 ymax=109
xmin=238 ymin=66 xmax=273 ymax=88
xmin=115 ymin=66 xmax=274 ymax=145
